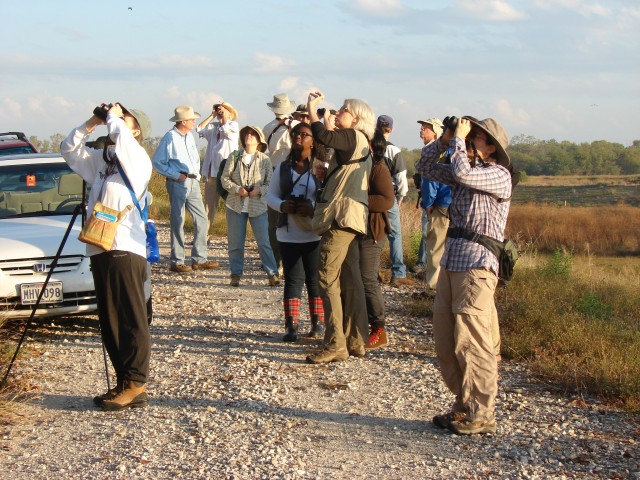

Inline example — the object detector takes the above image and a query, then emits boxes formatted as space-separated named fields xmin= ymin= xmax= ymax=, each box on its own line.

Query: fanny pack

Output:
xmin=447 ymin=226 xmax=518 ymax=286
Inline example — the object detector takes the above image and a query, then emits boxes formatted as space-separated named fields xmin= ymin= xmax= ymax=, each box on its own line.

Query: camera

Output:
xmin=442 ymin=116 xmax=458 ymax=132
xmin=244 ymin=185 xmax=254 ymax=193
xmin=93 ymin=103 xmax=113 ymax=121
xmin=317 ymin=108 xmax=326 ymax=117
xmin=287 ymin=194 xmax=306 ymax=203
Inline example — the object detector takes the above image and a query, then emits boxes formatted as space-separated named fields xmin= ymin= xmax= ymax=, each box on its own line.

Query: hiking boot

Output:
xmin=192 ymin=260 xmax=220 ymax=270
xmin=92 ymin=380 xmax=124 ymax=407
xmin=170 ymin=264 xmax=192 ymax=273
xmin=364 ymin=327 xmax=388 ymax=350
xmin=306 ymin=347 xmax=349 ymax=364
xmin=432 ymin=411 xmax=467 ymax=430
xmin=449 ymin=417 xmax=497 ymax=435
xmin=308 ymin=315 xmax=325 ymax=339
xmin=268 ymin=274 xmax=280 ymax=287
xmin=390 ymin=276 xmax=414 ymax=286
xmin=348 ymin=344 xmax=366 ymax=358
xmin=101 ymin=381 xmax=148 ymax=411
xmin=282 ymin=317 xmax=299 ymax=342
xmin=230 ymin=275 xmax=240 ymax=287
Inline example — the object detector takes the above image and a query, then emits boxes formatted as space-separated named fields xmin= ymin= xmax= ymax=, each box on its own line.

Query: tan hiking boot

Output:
xmin=101 ymin=381 xmax=148 ymax=411
xmin=170 ymin=264 xmax=192 ymax=273
xmin=449 ymin=417 xmax=497 ymax=435
xmin=93 ymin=379 xmax=124 ymax=407
xmin=306 ymin=346 xmax=349 ymax=364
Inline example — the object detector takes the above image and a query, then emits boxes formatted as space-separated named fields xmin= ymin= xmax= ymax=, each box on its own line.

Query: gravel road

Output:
xmin=1 ymin=222 xmax=638 ymax=479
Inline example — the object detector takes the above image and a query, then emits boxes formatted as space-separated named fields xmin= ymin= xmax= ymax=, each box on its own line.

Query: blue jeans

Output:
xmin=416 ymin=208 xmax=429 ymax=267
xmin=386 ymin=198 xmax=406 ymax=278
xmin=166 ymin=178 xmax=208 ymax=266
xmin=226 ymin=208 xmax=277 ymax=277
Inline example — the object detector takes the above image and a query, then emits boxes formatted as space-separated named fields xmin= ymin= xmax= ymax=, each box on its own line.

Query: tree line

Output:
xmin=30 ymin=134 xmax=640 ymax=177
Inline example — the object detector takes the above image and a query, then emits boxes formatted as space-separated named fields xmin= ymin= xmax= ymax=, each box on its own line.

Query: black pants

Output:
xmin=91 ymin=251 xmax=150 ymax=384
xmin=279 ymin=240 xmax=321 ymax=299
xmin=359 ymin=234 xmax=387 ymax=329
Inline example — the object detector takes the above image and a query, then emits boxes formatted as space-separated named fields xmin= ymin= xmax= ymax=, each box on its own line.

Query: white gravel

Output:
xmin=1 ymin=222 xmax=638 ymax=479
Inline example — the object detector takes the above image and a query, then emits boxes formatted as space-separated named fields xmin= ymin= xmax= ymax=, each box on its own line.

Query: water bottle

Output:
xmin=146 ymin=220 xmax=160 ymax=263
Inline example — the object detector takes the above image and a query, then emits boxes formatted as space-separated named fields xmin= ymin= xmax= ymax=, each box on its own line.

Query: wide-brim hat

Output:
xmin=293 ymin=103 xmax=308 ymax=115
xmin=214 ymin=101 xmax=238 ymax=121
xmin=239 ymin=125 xmax=268 ymax=153
xmin=170 ymin=105 xmax=201 ymax=122
xmin=465 ymin=117 xmax=510 ymax=167
xmin=266 ymin=93 xmax=296 ymax=116
xmin=417 ymin=117 xmax=443 ymax=138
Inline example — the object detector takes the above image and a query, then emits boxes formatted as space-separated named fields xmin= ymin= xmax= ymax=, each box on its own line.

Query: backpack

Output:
xmin=216 ymin=150 xmax=241 ymax=200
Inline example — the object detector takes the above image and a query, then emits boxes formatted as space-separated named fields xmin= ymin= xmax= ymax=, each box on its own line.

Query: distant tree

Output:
xmin=617 ymin=145 xmax=640 ymax=174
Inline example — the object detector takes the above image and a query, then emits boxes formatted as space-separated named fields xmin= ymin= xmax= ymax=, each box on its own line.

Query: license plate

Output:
xmin=20 ymin=282 xmax=63 ymax=305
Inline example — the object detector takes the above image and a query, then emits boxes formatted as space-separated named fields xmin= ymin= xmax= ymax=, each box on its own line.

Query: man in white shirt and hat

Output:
xmin=153 ymin=105 xmax=219 ymax=273
xmin=262 ymin=93 xmax=299 ymax=272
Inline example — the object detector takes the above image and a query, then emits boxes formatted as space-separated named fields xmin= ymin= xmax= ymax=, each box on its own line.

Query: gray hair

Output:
xmin=343 ymin=98 xmax=375 ymax=140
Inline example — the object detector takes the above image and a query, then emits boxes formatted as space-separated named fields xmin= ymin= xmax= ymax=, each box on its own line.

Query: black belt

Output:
xmin=180 ymin=171 xmax=197 ymax=179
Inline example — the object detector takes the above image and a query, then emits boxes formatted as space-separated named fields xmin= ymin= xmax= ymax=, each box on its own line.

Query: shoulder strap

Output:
xmin=116 ymin=162 xmax=148 ymax=222
xmin=267 ymin=122 xmax=288 ymax=146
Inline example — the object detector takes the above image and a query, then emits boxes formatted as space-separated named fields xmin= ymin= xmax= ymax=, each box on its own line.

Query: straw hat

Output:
xmin=239 ymin=125 xmax=268 ymax=153
xmin=214 ymin=101 xmax=238 ymax=121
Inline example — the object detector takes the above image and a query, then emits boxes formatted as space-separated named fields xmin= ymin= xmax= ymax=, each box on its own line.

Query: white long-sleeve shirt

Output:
xmin=197 ymin=120 xmax=240 ymax=179
xmin=60 ymin=114 xmax=151 ymax=259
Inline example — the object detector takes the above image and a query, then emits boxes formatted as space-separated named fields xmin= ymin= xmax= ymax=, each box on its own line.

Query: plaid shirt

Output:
xmin=416 ymin=137 xmax=512 ymax=275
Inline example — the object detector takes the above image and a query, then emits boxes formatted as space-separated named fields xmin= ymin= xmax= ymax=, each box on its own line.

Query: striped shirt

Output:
xmin=415 ymin=137 xmax=512 ymax=275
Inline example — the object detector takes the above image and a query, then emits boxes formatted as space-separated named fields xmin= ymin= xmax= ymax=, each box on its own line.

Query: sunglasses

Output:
xmin=293 ymin=132 xmax=313 ymax=138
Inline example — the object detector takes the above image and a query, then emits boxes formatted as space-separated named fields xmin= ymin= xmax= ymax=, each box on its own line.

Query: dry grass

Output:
xmin=497 ymin=253 xmax=640 ymax=410
xmin=523 ymin=174 xmax=640 ymax=187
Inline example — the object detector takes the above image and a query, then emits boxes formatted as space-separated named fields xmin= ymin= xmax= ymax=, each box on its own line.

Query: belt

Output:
xmin=180 ymin=171 xmax=197 ymax=179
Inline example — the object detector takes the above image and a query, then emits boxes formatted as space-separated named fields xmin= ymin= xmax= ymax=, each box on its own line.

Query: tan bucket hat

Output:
xmin=266 ymin=93 xmax=296 ymax=116
xmin=466 ymin=117 xmax=510 ymax=167
xmin=214 ymin=101 xmax=238 ymax=121
xmin=169 ymin=105 xmax=201 ymax=122
xmin=239 ymin=125 xmax=268 ymax=152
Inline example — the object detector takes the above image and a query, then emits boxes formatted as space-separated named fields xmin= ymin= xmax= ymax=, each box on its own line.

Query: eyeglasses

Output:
xmin=338 ymin=106 xmax=351 ymax=115
xmin=294 ymin=132 xmax=313 ymax=138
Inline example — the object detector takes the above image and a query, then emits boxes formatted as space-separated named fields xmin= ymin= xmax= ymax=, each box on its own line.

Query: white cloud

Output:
xmin=279 ymin=77 xmax=299 ymax=91
xmin=151 ymin=55 xmax=216 ymax=69
xmin=253 ymin=53 xmax=295 ymax=73
xmin=350 ymin=0 xmax=406 ymax=16
xmin=579 ymin=3 xmax=611 ymax=17
xmin=622 ymin=6 xmax=640 ymax=19
xmin=0 ymin=98 xmax=22 ymax=120
xmin=457 ymin=0 xmax=527 ymax=21
xmin=495 ymin=99 xmax=530 ymax=129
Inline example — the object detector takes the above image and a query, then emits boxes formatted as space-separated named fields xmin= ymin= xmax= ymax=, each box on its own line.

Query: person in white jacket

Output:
xmin=60 ymin=102 xmax=152 ymax=411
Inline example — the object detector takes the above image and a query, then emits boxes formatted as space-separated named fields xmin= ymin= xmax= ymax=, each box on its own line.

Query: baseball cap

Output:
xmin=376 ymin=115 xmax=393 ymax=129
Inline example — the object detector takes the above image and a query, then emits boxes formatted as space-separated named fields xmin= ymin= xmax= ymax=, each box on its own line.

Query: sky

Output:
xmin=1 ymin=0 xmax=639 ymax=150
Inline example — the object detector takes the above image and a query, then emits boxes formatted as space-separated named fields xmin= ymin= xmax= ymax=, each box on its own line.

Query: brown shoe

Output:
xmin=170 ymin=264 xmax=192 ymax=273
xmin=432 ymin=411 xmax=467 ymax=429
xmin=390 ymin=276 xmax=415 ymax=286
xmin=92 ymin=382 xmax=124 ymax=407
xmin=348 ymin=345 xmax=366 ymax=358
xmin=230 ymin=275 xmax=240 ymax=287
xmin=449 ymin=416 xmax=497 ymax=435
xmin=364 ymin=327 xmax=388 ymax=350
xmin=306 ymin=347 xmax=349 ymax=364
xmin=101 ymin=381 xmax=148 ymax=411
xmin=268 ymin=274 xmax=280 ymax=287
xmin=192 ymin=260 xmax=220 ymax=270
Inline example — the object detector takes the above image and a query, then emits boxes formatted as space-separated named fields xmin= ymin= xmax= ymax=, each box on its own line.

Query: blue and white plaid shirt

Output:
xmin=416 ymin=137 xmax=512 ymax=275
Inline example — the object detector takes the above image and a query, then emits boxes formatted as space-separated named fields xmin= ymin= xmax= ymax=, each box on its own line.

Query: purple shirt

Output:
xmin=416 ymin=137 xmax=512 ymax=275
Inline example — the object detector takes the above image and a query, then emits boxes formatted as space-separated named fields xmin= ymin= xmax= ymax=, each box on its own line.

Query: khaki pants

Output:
xmin=424 ymin=207 xmax=449 ymax=290
xmin=319 ymin=228 xmax=368 ymax=350
xmin=203 ymin=177 xmax=221 ymax=231
xmin=433 ymin=269 xmax=499 ymax=420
